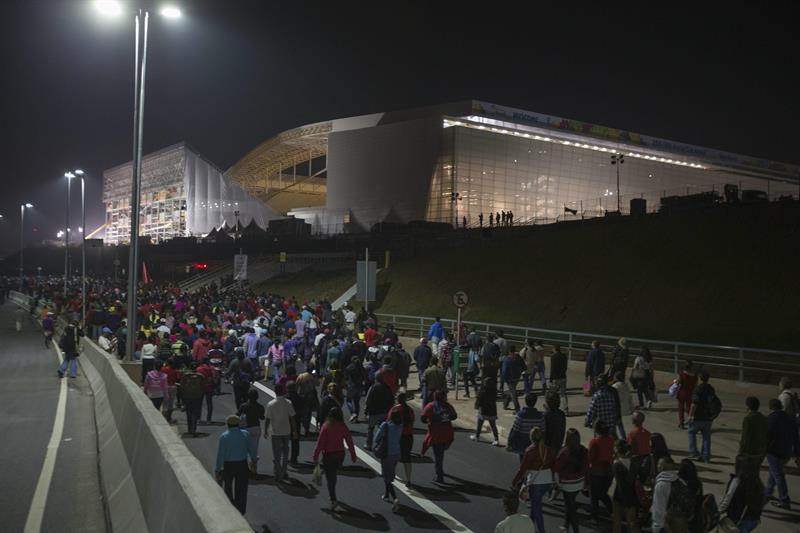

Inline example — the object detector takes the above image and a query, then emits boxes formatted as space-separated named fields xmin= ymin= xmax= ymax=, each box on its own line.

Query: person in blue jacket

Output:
xmin=585 ymin=340 xmax=605 ymax=384
xmin=427 ymin=317 xmax=445 ymax=355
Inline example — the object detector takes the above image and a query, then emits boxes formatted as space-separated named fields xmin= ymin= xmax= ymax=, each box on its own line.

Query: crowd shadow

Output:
xmin=338 ymin=464 xmax=378 ymax=479
xmin=443 ymin=473 xmax=509 ymax=499
xmin=410 ymin=483 xmax=469 ymax=503
xmin=181 ymin=431 xmax=211 ymax=439
xmin=321 ymin=502 xmax=390 ymax=530
xmin=395 ymin=503 xmax=449 ymax=530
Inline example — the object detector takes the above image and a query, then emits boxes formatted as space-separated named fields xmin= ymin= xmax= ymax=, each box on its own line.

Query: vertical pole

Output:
xmin=456 ymin=308 xmax=462 ymax=346
xmin=65 ymin=177 xmax=71 ymax=297
xmin=125 ymin=11 xmax=146 ymax=362
xmin=568 ymin=332 xmax=573 ymax=362
xmin=81 ymin=177 xmax=86 ymax=327
xmin=19 ymin=205 xmax=24 ymax=291
xmin=364 ymin=247 xmax=369 ymax=313
xmin=673 ymin=344 xmax=678 ymax=374
xmin=738 ymin=349 xmax=744 ymax=382
xmin=616 ymin=164 xmax=620 ymax=212
xmin=419 ymin=317 xmax=423 ymax=339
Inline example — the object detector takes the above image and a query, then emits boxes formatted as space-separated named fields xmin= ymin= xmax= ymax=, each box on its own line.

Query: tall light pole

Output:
xmin=66 ymin=169 xmax=87 ymax=325
xmin=611 ymin=153 xmax=625 ymax=212
xmin=94 ymin=1 xmax=182 ymax=360
xmin=19 ymin=203 xmax=33 ymax=291
xmin=64 ymin=172 xmax=75 ymax=298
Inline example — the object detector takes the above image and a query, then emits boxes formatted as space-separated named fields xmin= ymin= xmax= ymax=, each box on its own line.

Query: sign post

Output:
xmin=356 ymin=249 xmax=376 ymax=312
xmin=452 ymin=291 xmax=468 ymax=399
xmin=233 ymin=254 xmax=248 ymax=284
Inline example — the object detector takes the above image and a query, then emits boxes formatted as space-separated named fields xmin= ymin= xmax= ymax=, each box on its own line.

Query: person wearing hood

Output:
xmin=650 ymin=457 xmax=688 ymax=533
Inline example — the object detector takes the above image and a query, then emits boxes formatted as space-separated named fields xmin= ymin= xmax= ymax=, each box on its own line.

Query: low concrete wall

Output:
xmin=80 ymin=339 xmax=253 ymax=533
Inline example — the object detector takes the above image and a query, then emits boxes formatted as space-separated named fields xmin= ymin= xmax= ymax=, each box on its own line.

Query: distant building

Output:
xmin=225 ymin=101 xmax=799 ymax=233
xmin=103 ymin=142 xmax=278 ymax=244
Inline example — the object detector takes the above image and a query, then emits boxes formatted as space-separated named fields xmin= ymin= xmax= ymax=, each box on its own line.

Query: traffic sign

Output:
xmin=453 ymin=291 xmax=468 ymax=308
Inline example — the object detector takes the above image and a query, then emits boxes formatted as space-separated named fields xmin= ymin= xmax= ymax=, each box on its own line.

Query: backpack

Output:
xmin=373 ymin=422 xmax=388 ymax=459
xmin=667 ymin=478 xmax=694 ymax=518
xmin=431 ymin=402 xmax=453 ymax=424
xmin=701 ymin=493 xmax=720 ymax=532
xmin=181 ymin=372 xmax=204 ymax=399
xmin=707 ymin=391 xmax=722 ymax=420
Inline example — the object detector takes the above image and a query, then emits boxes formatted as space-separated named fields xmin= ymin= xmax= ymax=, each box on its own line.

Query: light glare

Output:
xmin=75 ymin=169 xmax=85 ymax=175
xmin=65 ymin=171 xmax=75 ymax=179
xmin=94 ymin=0 xmax=122 ymax=16
xmin=25 ymin=203 xmax=33 ymax=208
xmin=161 ymin=6 xmax=182 ymax=18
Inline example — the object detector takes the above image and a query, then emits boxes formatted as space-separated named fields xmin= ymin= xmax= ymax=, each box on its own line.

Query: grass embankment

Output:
xmin=251 ymin=268 xmax=355 ymax=303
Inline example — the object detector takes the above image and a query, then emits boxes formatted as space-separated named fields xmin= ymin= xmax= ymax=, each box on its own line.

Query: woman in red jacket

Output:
xmin=676 ymin=360 xmax=698 ymax=429
xmin=312 ymin=406 xmax=356 ymax=510
xmin=421 ymin=390 xmax=457 ymax=484
xmin=553 ymin=428 xmax=589 ymax=533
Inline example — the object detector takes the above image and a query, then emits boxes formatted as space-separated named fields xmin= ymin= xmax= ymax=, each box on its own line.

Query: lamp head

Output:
xmin=65 ymin=171 xmax=75 ymax=179
xmin=93 ymin=0 xmax=122 ymax=17
xmin=24 ymin=203 xmax=33 ymax=208
xmin=75 ymin=169 xmax=85 ymax=176
xmin=161 ymin=5 xmax=182 ymax=19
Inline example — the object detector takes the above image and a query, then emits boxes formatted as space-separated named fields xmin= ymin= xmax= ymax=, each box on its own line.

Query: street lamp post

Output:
xmin=66 ymin=169 xmax=87 ymax=324
xmin=19 ymin=203 xmax=33 ymax=292
xmin=65 ymin=174 xmax=71 ymax=297
xmin=611 ymin=153 xmax=625 ymax=212
xmin=94 ymin=1 xmax=182 ymax=360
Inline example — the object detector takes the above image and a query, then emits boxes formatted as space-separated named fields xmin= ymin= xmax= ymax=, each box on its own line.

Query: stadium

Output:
xmin=105 ymin=101 xmax=800 ymax=241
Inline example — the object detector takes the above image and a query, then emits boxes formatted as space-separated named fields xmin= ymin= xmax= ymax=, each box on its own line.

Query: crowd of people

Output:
xmin=12 ymin=274 xmax=800 ymax=532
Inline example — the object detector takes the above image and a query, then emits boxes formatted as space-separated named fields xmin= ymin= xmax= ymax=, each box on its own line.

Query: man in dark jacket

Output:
xmin=549 ymin=345 xmax=569 ymax=413
xmin=481 ymin=334 xmax=501 ymax=381
xmin=608 ymin=337 xmax=629 ymax=381
xmin=765 ymin=399 xmax=800 ymax=509
xmin=585 ymin=340 xmax=605 ymax=383
xmin=413 ymin=338 xmax=432 ymax=391
xmin=364 ymin=373 xmax=394 ymax=450
xmin=57 ymin=322 xmax=83 ymax=378
xmin=501 ymin=349 xmax=525 ymax=411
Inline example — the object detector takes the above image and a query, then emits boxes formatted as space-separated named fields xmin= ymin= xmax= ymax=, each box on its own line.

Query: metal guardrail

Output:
xmin=377 ymin=312 xmax=800 ymax=385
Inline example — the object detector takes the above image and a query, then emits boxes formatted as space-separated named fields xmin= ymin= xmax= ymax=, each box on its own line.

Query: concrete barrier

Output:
xmin=79 ymin=336 xmax=254 ymax=533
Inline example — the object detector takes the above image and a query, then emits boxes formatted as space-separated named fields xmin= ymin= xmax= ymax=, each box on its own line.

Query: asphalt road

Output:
xmin=176 ymin=376 xmax=593 ymax=533
xmin=0 ymin=303 xmax=106 ymax=533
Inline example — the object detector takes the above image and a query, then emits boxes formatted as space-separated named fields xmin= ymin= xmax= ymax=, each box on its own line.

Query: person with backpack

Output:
xmin=677 ymin=459 xmax=705 ymax=533
xmin=374 ymin=410 xmax=403 ymax=512
xmin=231 ymin=354 xmax=253 ymax=409
xmin=237 ymin=388 xmax=265 ymax=473
xmin=471 ymin=377 xmax=501 ymax=446
xmin=507 ymin=393 xmax=546 ymax=462
xmin=778 ymin=376 xmax=800 ymax=428
xmin=719 ymin=455 xmax=764 ymax=533
xmin=688 ymin=371 xmax=720 ymax=463
xmin=57 ymin=322 xmax=82 ymax=379
xmin=608 ymin=337 xmax=630 ymax=381
xmin=181 ymin=363 xmax=206 ymax=437
xmin=612 ymin=440 xmax=641 ymax=533
xmin=764 ymin=398 xmax=800 ymax=509
xmin=651 ymin=457 xmax=692 ymax=533
xmin=364 ymin=373 xmax=394 ymax=451
xmin=143 ymin=359 xmax=169 ymax=412
xmin=387 ymin=392 xmax=416 ymax=487
xmin=552 ymin=428 xmax=588 ymax=533
xmin=421 ymin=390 xmax=457 ymax=484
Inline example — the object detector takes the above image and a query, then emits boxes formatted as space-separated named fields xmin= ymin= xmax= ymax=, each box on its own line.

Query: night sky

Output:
xmin=1 ymin=1 xmax=797 ymax=255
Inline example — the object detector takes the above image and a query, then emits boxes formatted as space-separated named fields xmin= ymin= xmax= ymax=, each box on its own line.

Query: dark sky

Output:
xmin=1 ymin=1 xmax=797 ymax=254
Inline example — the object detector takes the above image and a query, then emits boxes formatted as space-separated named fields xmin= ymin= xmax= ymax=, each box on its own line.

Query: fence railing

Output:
xmin=377 ymin=312 xmax=799 ymax=386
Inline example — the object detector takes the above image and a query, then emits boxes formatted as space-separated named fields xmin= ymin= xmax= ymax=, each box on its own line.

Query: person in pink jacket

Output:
xmin=313 ymin=406 xmax=356 ymax=510
xmin=143 ymin=360 xmax=169 ymax=413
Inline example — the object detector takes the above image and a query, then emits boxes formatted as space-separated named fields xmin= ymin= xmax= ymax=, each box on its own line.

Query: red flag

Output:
xmin=142 ymin=261 xmax=151 ymax=285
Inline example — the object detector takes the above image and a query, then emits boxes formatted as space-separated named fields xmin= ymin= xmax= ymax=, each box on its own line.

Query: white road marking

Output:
xmin=252 ymin=380 xmax=473 ymax=532
xmin=23 ymin=342 xmax=68 ymax=533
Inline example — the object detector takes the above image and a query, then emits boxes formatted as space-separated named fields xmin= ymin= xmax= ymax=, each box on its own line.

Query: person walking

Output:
xmin=543 ymin=390 xmax=567 ymax=456
xmin=286 ymin=381 xmax=303 ymax=465
xmin=413 ymin=338 xmax=432 ymax=391
xmin=611 ymin=440 xmax=641 ymax=533
xmin=627 ymin=410 xmax=652 ymax=483
xmin=42 ymin=311 xmax=55 ymax=348
xmin=552 ymin=428 xmax=588 ymax=533
xmin=344 ymin=356 xmax=365 ymax=422
xmin=764 ymin=398 xmax=800 ymax=509
xmin=549 ymin=345 xmax=568 ymax=414
xmin=585 ymin=340 xmax=605 ymax=387
xmin=471 ymin=377 xmax=500 ymax=446
xmin=738 ymin=396 xmax=768 ymax=466
xmin=632 ymin=346 xmax=655 ymax=409
xmin=651 ymin=457 xmax=690 ymax=533
xmin=688 ymin=370 xmax=717 ymax=463
xmin=494 ymin=492 xmax=535 ymax=533
xmin=143 ymin=360 xmax=169 ymax=412
xmin=612 ymin=371 xmax=633 ymax=439
xmin=161 ymin=358 xmax=181 ymax=424
xmin=608 ymin=337 xmax=630 ymax=381
xmin=180 ymin=363 xmax=206 ymax=437
xmin=588 ymin=420 xmax=615 ymax=525
xmin=387 ymin=392 xmax=415 ymax=487
xmin=268 ymin=340 xmax=285 ymax=383
xmin=422 ymin=356 xmax=447 ymax=407
xmin=427 ymin=317 xmax=445 ymax=356
xmin=585 ymin=375 xmax=621 ymax=437
xmin=507 ymin=393 xmax=545 ymax=462
xmin=313 ymin=406 xmax=357 ymax=511
xmin=374 ymin=410 xmax=403 ymax=512
xmin=481 ymin=335 xmax=501 ymax=382
xmin=676 ymin=360 xmax=698 ymax=429
xmin=501 ymin=347 xmax=525 ymax=412
xmin=512 ymin=427 xmax=554 ymax=533
xmin=421 ymin=390 xmax=457 ymax=484
xmin=57 ymin=321 xmax=82 ymax=379
xmin=237 ymin=388 xmax=265 ymax=473
xmin=264 ymin=383 xmax=297 ymax=483
xmin=215 ymin=414 xmax=256 ymax=514
xmin=678 ymin=459 xmax=704 ymax=533
xmin=719 ymin=456 xmax=765 ymax=533
xmin=196 ymin=357 xmax=217 ymax=424
xmin=318 ymin=383 xmax=344 ymax=432
xmin=365 ymin=373 xmax=394 ymax=450
xmin=522 ymin=339 xmax=546 ymax=394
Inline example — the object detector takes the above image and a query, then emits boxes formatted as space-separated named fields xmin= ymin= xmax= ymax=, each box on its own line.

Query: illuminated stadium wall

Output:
xmin=103 ymin=142 xmax=278 ymax=244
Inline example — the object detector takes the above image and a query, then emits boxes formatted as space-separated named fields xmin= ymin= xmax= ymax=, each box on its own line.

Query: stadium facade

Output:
xmin=103 ymin=142 xmax=278 ymax=244
xmin=226 ymin=101 xmax=799 ymax=234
